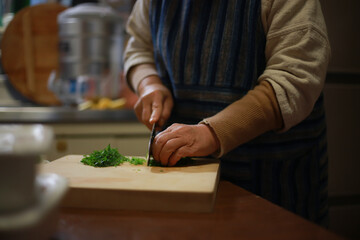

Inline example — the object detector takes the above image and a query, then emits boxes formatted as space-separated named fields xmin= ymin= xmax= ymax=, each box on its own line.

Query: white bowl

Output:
xmin=0 ymin=173 xmax=68 ymax=240
xmin=0 ymin=124 xmax=54 ymax=213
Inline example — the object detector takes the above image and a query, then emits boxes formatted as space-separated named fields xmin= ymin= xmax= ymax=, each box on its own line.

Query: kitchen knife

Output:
xmin=147 ymin=123 xmax=156 ymax=166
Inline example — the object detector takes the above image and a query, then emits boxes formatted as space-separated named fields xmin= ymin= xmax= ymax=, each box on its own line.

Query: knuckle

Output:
xmin=152 ymin=102 xmax=161 ymax=109
xmin=170 ymin=123 xmax=179 ymax=128
xmin=170 ymin=123 xmax=183 ymax=131
xmin=171 ymin=151 xmax=185 ymax=164
xmin=155 ymin=136 xmax=165 ymax=145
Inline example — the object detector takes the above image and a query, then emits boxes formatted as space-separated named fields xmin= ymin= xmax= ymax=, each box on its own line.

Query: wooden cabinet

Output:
xmin=45 ymin=122 xmax=149 ymax=161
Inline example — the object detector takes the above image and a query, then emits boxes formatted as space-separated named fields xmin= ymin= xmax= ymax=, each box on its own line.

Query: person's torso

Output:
xmin=148 ymin=1 xmax=329 ymax=224
xmin=149 ymin=0 xmax=266 ymax=123
xmin=148 ymin=0 xmax=327 ymax=195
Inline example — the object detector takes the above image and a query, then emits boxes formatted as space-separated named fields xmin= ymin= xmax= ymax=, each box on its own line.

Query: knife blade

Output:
xmin=147 ymin=123 xmax=156 ymax=166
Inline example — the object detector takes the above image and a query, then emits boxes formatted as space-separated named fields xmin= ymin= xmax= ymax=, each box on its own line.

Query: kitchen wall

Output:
xmin=319 ymin=0 xmax=360 ymax=239
xmin=320 ymin=0 xmax=360 ymax=74
xmin=324 ymin=79 xmax=360 ymax=240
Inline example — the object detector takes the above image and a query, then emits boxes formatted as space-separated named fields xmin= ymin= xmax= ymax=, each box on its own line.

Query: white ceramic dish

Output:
xmin=0 ymin=173 xmax=68 ymax=231
xmin=0 ymin=124 xmax=54 ymax=212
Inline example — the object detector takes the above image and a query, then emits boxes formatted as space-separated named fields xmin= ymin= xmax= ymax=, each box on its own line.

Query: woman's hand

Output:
xmin=134 ymin=76 xmax=173 ymax=129
xmin=152 ymin=123 xmax=220 ymax=166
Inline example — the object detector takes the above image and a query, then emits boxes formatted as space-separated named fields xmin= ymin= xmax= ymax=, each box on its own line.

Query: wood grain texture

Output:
xmin=53 ymin=181 xmax=345 ymax=240
xmin=39 ymin=155 xmax=220 ymax=212
xmin=1 ymin=3 xmax=66 ymax=105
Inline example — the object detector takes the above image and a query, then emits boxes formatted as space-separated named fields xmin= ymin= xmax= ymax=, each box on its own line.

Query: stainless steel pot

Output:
xmin=50 ymin=3 xmax=126 ymax=104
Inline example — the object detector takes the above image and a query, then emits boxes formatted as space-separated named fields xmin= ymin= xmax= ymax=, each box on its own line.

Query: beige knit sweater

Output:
xmin=124 ymin=0 xmax=331 ymax=157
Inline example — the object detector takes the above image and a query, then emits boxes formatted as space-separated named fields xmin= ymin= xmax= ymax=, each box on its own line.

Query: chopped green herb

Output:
xmin=128 ymin=157 xmax=146 ymax=165
xmin=81 ymin=145 xmax=195 ymax=168
xmin=81 ymin=144 xmax=127 ymax=167
xmin=81 ymin=145 xmax=145 ymax=167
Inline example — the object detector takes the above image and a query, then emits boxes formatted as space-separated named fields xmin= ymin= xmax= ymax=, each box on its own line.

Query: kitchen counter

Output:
xmin=0 ymin=106 xmax=138 ymax=123
xmin=0 ymin=106 xmax=150 ymax=160
xmin=53 ymin=180 xmax=344 ymax=240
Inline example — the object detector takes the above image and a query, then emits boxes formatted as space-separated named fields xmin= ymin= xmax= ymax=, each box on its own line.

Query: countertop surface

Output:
xmin=52 ymin=180 xmax=345 ymax=240
xmin=0 ymin=74 xmax=139 ymax=124
xmin=0 ymin=107 xmax=138 ymax=123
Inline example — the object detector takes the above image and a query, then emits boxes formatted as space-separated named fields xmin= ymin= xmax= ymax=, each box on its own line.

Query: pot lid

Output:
xmin=58 ymin=3 xmax=125 ymax=22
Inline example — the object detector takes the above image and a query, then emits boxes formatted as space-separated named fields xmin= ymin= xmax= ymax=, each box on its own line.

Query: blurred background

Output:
xmin=319 ymin=1 xmax=360 ymax=239
xmin=0 ymin=0 xmax=149 ymax=163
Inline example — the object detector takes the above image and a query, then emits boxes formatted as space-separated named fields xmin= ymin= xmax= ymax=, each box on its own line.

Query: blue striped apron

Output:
xmin=149 ymin=0 xmax=328 ymax=225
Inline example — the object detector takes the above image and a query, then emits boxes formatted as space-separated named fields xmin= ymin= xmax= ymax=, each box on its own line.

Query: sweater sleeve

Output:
xmin=260 ymin=0 xmax=331 ymax=131
xmin=202 ymin=0 xmax=330 ymax=157
xmin=201 ymin=80 xmax=283 ymax=157
xmin=124 ymin=0 xmax=156 ymax=92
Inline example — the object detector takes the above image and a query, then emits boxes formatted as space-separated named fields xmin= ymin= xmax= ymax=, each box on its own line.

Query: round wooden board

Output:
xmin=1 ymin=3 xmax=67 ymax=105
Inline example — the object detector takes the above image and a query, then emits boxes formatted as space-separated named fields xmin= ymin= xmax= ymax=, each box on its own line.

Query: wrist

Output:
xmin=127 ymin=63 xmax=159 ymax=92
xmin=198 ymin=123 xmax=220 ymax=155
xmin=137 ymin=75 xmax=163 ymax=95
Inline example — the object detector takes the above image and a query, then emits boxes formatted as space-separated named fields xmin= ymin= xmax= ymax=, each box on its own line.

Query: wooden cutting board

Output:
xmin=39 ymin=155 xmax=220 ymax=212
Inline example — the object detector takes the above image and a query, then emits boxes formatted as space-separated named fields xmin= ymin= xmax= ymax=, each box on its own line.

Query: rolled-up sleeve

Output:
xmin=260 ymin=0 xmax=331 ymax=131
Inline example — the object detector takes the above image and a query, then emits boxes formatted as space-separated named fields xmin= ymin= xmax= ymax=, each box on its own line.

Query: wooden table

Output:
xmin=52 ymin=181 xmax=344 ymax=240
